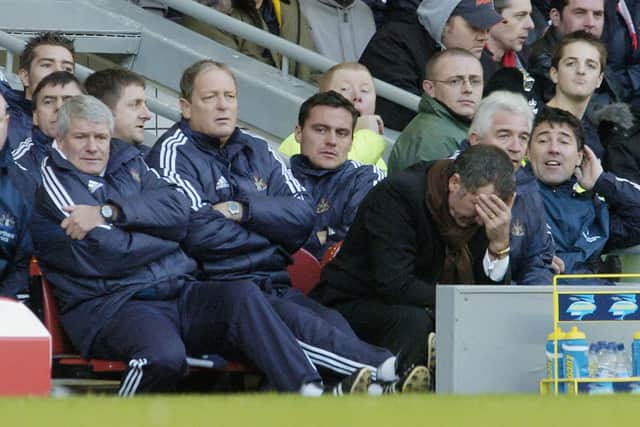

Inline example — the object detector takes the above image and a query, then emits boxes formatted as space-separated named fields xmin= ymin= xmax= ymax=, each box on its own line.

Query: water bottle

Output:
xmin=562 ymin=326 xmax=590 ymax=383
xmin=615 ymin=343 xmax=630 ymax=378
xmin=632 ymin=332 xmax=640 ymax=377
xmin=546 ymin=327 xmax=565 ymax=392
xmin=588 ymin=343 xmax=599 ymax=378
xmin=592 ymin=342 xmax=616 ymax=394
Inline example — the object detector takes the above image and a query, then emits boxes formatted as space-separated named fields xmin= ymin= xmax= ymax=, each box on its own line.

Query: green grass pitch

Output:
xmin=2 ymin=394 xmax=640 ymax=427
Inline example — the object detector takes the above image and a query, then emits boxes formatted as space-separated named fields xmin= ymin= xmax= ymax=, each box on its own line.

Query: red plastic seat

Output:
xmin=288 ymin=249 xmax=321 ymax=295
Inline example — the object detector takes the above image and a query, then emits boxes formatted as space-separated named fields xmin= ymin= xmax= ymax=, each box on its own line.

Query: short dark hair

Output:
xmin=550 ymin=0 xmax=569 ymax=14
xmin=31 ymin=71 xmax=85 ymax=111
xmin=531 ymin=106 xmax=585 ymax=150
xmin=297 ymin=91 xmax=360 ymax=131
xmin=450 ymin=145 xmax=516 ymax=201
xmin=425 ymin=48 xmax=479 ymax=80
xmin=85 ymin=69 xmax=146 ymax=110
xmin=180 ymin=60 xmax=236 ymax=101
xmin=551 ymin=30 xmax=607 ymax=72
xmin=20 ymin=31 xmax=75 ymax=72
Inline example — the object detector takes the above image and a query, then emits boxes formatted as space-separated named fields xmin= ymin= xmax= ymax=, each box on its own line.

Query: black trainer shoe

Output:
xmin=381 ymin=365 xmax=430 ymax=394
xmin=328 ymin=367 xmax=372 ymax=395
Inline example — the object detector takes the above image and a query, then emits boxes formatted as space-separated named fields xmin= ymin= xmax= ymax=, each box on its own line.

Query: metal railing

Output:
xmin=160 ymin=0 xmax=420 ymax=112
xmin=0 ymin=30 xmax=181 ymax=122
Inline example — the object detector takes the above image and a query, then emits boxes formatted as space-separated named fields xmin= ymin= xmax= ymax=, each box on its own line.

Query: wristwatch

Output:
xmin=100 ymin=204 xmax=114 ymax=223
xmin=227 ymin=201 xmax=241 ymax=218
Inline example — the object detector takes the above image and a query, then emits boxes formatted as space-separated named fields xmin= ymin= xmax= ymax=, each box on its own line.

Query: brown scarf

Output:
xmin=425 ymin=160 xmax=480 ymax=284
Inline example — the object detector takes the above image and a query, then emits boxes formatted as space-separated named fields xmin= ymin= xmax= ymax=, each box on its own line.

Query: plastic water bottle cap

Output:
xmin=547 ymin=327 xmax=565 ymax=340
xmin=634 ymin=331 xmax=640 ymax=340
xmin=564 ymin=326 xmax=586 ymax=339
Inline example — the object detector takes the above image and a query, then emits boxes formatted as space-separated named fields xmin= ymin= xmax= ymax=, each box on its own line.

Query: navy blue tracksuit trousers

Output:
xmin=90 ymin=280 xmax=321 ymax=395
xmin=266 ymin=288 xmax=393 ymax=380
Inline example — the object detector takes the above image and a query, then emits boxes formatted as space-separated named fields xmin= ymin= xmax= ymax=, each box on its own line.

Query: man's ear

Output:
xmin=179 ymin=98 xmax=191 ymax=120
xmin=294 ymin=125 xmax=302 ymax=145
xmin=468 ymin=132 xmax=480 ymax=146
xmin=596 ymin=71 xmax=604 ymax=89
xmin=422 ymin=79 xmax=435 ymax=96
xmin=448 ymin=172 xmax=461 ymax=193
xmin=18 ymin=68 xmax=30 ymax=92
xmin=577 ymin=148 xmax=584 ymax=166
xmin=549 ymin=8 xmax=561 ymax=28
xmin=549 ymin=66 xmax=558 ymax=84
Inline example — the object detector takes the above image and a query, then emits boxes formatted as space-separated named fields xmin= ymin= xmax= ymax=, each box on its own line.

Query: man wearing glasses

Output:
xmin=388 ymin=49 xmax=483 ymax=174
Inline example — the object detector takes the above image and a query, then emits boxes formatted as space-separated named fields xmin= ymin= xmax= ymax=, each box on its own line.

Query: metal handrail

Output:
xmin=0 ymin=30 xmax=181 ymax=122
xmin=161 ymin=0 xmax=420 ymax=112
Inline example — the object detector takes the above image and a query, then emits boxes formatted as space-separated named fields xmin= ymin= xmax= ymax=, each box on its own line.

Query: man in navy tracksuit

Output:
xmin=147 ymin=60 xmax=428 ymax=392
xmin=0 ymin=32 xmax=75 ymax=149
xmin=11 ymin=71 xmax=84 ymax=198
xmin=461 ymin=90 xmax=556 ymax=284
xmin=289 ymin=91 xmax=385 ymax=260
xmin=0 ymin=93 xmax=32 ymax=298
xmin=528 ymin=106 xmax=640 ymax=282
xmin=30 ymin=94 xmax=352 ymax=396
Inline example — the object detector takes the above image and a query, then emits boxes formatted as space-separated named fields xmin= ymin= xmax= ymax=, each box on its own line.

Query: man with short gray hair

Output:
xmin=464 ymin=90 xmax=556 ymax=284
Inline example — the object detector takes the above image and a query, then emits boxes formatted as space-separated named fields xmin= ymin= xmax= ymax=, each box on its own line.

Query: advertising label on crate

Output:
xmin=558 ymin=294 xmax=640 ymax=321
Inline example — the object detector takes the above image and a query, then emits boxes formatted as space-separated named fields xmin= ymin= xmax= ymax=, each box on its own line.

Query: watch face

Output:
xmin=101 ymin=205 xmax=113 ymax=219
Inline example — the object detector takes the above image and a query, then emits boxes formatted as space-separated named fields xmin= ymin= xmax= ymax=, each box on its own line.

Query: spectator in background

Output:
xmin=299 ymin=0 xmax=376 ymax=62
xmin=359 ymin=0 xmax=502 ymax=131
xmin=182 ymin=0 xmax=318 ymax=82
xmin=0 ymin=32 xmax=75 ymax=149
xmin=85 ymin=68 xmax=152 ymax=154
xmin=388 ymin=49 xmax=483 ymax=174
xmin=312 ymin=145 xmax=515 ymax=369
xmin=528 ymin=0 xmax=625 ymax=105
xmin=290 ymin=91 xmax=384 ymax=260
xmin=0 ymin=93 xmax=32 ymax=299
xmin=279 ymin=62 xmax=387 ymax=171
xmin=546 ymin=31 xmax=605 ymax=158
xmin=460 ymin=91 xmax=556 ymax=284
xmin=147 ymin=60 xmax=430 ymax=393
xmin=481 ymin=0 xmax=535 ymax=83
xmin=12 ymin=71 xmax=85 ymax=197
xmin=527 ymin=107 xmax=640 ymax=279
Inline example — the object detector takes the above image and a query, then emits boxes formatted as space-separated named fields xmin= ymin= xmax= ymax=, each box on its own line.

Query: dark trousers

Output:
xmin=90 ymin=280 xmax=321 ymax=395
xmin=265 ymin=288 xmax=393 ymax=380
xmin=331 ymin=299 xmax=435 ymax=368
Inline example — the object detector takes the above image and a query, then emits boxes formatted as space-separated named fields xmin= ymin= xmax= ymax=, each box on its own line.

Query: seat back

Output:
xmin=30 ymin=260 xmax=76 ymax=356
xmin=288 ymin=249 xmax=321 ymax=295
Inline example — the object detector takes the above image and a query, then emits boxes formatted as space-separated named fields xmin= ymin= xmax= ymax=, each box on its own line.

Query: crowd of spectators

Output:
xmin=2 ymin=0 xmax=640 ymax=396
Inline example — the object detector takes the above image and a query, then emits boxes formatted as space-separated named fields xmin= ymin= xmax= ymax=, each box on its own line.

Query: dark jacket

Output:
xmin=11 ymin=127 xmax=53 ymax=198
xmin=537 ymin=167 xmax=640 ymax=276
xmin=311 ymin=161 xmax=507 ymax=310
xmin=290 ymin=154 xmax=385 ymax=259
xmin=0 ymin=78 xmax=32 ymax=150
xmin=0 ymin=142 xmax=32 ymax=298
xmin=453 ymin=141 xmax=555 ymax=284
xmin=147 ymin=121 xmax=313 ymax=287
xmin=359 ymin=14 xmax=437 ymax=130
xmin=603 ymin=104 xmax=640 ymax=181
xmin=31 ymin=139 xmax=194 ymax=357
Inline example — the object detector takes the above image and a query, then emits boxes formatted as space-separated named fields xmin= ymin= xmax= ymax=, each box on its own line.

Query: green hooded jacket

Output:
xmin=388 ymin=94 xmax=470 ymax=174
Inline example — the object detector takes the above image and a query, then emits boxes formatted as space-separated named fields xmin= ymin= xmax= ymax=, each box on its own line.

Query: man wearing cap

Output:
xmin=359 ymin=0 xmax=502 ymax=130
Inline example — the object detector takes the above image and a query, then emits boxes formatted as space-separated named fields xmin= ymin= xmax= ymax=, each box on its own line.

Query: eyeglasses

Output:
xmin=429 ymin=76 xmax=483 ymax=89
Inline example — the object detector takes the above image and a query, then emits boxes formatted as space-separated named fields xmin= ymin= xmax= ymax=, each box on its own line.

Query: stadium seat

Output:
xmin=29 ymin=259 xmax=255 ymax=383
xmin=319 ymin=241 xmax=342 ymax=270
xmin=288 ymin=249 xmax=321 ymax=295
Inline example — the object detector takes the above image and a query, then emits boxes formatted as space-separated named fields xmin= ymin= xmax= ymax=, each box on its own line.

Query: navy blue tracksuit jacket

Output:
xmin=0 ymin=77 xmax=32 ymax=150
xmin=31 ymin=139 xmax=196 ymax=356
xmin=290 ymin=154 xmax=385 ymax=259
xmin=147 ymin=121 xmax=314 ymax=286
xmin=0 ymin=142 xmax=32 ymax=297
